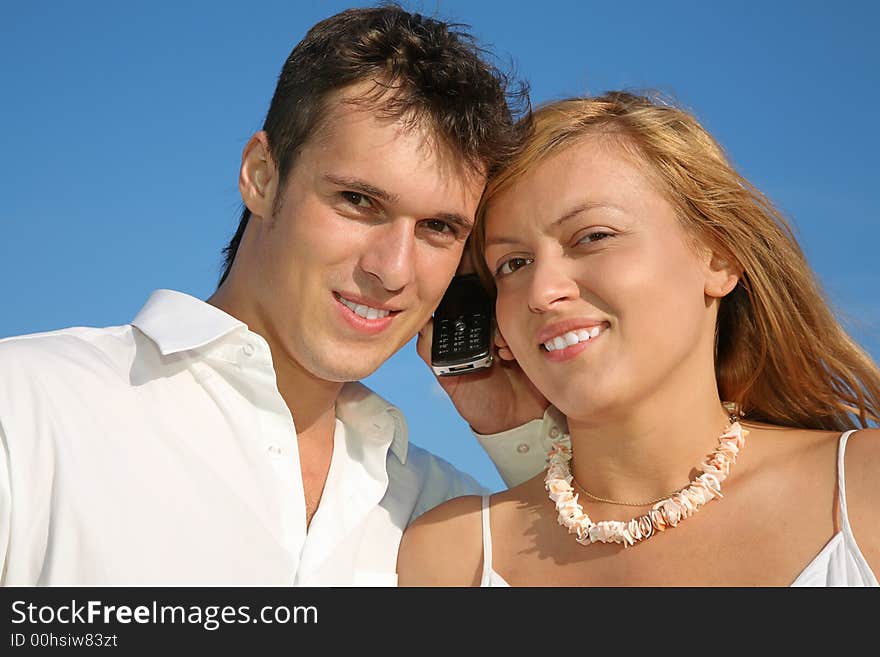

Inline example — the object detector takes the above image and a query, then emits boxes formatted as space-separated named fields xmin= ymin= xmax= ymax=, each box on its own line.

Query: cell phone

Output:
xmin=430 ymin=273 xmax=494 ymax=377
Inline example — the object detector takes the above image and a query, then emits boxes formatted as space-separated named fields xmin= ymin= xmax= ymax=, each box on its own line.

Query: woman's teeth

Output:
xmin=337 ymin=295 xmax=391 ymax=320
xmin=543 ymin=326 xmax=602 ymax=352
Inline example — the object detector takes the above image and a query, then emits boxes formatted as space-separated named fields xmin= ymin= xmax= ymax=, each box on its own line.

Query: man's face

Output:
xmin=247 ymin=91 xmax=485 ymax=383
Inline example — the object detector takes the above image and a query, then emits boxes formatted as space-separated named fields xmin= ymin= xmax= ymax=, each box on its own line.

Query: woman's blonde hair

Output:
xmin=475 ymin=91 xmax=880 ymax=430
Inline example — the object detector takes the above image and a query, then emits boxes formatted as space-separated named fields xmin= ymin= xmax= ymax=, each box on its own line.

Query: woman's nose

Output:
xmin=527 ymin=259 xmax=580 ymax=313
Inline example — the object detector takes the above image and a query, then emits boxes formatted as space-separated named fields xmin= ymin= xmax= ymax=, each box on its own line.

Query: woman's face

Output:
xmin=483 ymin=136 xmax=721 ymax=422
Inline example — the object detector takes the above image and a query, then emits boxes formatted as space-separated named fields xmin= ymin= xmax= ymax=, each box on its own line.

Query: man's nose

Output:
xmin=359 ymin=220 xmax=417 ymax=293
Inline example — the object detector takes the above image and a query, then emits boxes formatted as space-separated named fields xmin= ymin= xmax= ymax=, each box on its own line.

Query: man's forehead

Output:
xmin=310 ymin=80 xmax=486 ymax=182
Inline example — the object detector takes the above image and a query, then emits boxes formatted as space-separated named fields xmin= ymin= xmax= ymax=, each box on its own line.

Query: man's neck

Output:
xmin=272 ymin=357 xmax=339 ymax=530
xmin=207 ymin=286 xmax=342 ymax=431
xmin=208 ymin=285 xmax=344 ymax=528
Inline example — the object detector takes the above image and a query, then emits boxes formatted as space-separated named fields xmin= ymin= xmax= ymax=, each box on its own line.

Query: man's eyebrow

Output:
xmin=434 ymin=212 xmax=473 ymax=232
xmin=324 ymin=173 xmax=473 ymax=230
xmin=485 ymin=201 xmax=620 ymax=247
xmin=323 ymin=174 xmax=399 ymax=203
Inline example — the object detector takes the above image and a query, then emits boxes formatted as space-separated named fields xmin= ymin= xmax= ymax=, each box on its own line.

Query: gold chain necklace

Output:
xmin=570 ymin=476 xmax=680 ymax=507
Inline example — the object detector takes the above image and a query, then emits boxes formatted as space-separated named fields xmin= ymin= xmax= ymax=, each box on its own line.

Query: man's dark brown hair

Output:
xmin=218 ymin=3 xmax=527 ymax=286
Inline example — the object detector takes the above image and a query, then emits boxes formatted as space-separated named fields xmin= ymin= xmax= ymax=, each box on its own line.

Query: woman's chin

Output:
xmin=540 ymin=384 xmax=613 ymax=424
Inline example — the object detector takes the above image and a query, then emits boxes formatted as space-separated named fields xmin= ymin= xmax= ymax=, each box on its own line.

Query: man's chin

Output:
xmin=298 ymin=326 xmax=419 ymax=382
xmin=304 ymin=349 xmax=394 ymax=383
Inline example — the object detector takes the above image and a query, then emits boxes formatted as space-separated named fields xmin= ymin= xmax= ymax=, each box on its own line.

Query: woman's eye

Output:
xmin=577 ymin=230 xmax=614 ymax=244
xmin=341 ymin=191 xmax=373 ymax=209
xmin=496 ymin=256 xmax=534 ymax=277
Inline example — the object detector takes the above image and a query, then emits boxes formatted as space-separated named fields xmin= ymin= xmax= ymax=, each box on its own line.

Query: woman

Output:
xmin=397 ymin=92 xmax=880 ymax=586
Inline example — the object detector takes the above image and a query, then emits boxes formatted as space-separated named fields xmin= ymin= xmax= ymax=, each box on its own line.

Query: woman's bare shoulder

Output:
xmin=756 ymin=425 xmax=880 ymax=572
xmin=748 ymin=423 xmax=874 ymax=469
xmin=739 ymin=423 xmax=840 ymax=475
xmin=397 ymin=494 xmax=485 ymax=587
xmin=840 ymin=427 xmax=880 ymax=571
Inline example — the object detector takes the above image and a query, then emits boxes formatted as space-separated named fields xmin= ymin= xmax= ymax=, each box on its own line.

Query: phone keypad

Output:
xmin=433 ymin=312 xmax=489 ymax=360
xmin=436 ymin=319 xmax=451 ymax=356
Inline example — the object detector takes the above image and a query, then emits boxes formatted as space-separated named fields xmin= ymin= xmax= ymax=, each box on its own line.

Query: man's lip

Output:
xmin=333 ymin=291 xmax=403 ymax=313
xmin=535 ymin=318 xmax=609 ymax=346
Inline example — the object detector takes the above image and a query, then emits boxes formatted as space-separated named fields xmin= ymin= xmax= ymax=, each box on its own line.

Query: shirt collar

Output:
xmin=131 ymin=289 xmax=245 ymax=356
xmin=337 ymin=381 xmax=409 ymax=465
xmin=131 ymin=289 xmax=410 ymax=464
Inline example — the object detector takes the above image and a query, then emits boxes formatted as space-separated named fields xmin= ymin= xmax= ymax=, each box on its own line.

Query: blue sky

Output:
xmin=2 ymin=1 xmax=877 ymax=491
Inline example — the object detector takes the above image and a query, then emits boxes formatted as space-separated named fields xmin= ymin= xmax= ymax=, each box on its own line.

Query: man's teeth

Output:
xmin=543 ymin=326 xmax=602 ymax=352
xmin=338 ymin=296 xmax=391 ymax=320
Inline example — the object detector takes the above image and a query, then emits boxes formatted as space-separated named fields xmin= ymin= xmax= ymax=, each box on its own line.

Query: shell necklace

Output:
xmin=545 ymin=417 xmax=747 ymax=547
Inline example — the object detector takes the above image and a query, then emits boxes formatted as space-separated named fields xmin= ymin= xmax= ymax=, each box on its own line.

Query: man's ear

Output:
xmin=704 ymin=250 xmax=740 ymax=299
xmin=239 ymin=131 xmax=278 ymax=220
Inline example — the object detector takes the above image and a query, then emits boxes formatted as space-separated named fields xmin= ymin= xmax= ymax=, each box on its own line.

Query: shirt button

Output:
xmin=549 ymin=427 xmax=560 ymax=438
xmin=242 ymin=343 xmax=256 ymax=357
xmin=267 ymin=444 xmax=282 ymax=455
xmin=516 ymin=443 xmax=530 ymax=454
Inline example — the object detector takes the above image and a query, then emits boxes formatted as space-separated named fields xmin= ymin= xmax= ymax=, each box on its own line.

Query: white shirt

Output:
xmin=0 ymin=290 xmax=549 ymax=586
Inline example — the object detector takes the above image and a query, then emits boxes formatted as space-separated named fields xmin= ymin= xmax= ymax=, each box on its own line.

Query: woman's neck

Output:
xmin=566 ymin=384 xmax=734 ymax=507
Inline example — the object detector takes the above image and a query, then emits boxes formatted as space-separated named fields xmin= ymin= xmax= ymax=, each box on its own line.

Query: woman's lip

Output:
xmin=536 ymin=319 xmax=609 ymax=346
xmin=541 ymin=332 xmax=601 ymax=362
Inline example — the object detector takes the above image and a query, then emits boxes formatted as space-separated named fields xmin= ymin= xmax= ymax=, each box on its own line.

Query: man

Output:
xmin=0 ymin=5 xmax=563 ymax=585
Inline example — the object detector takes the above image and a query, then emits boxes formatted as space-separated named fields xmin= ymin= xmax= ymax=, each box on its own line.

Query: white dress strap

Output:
xmin=772 ymin=428 xmax=879 ymax=586
xmin=480 ymin=495 xmax=493 ymax=585
xmin=837 ymin=429 xmax=859 ymax=535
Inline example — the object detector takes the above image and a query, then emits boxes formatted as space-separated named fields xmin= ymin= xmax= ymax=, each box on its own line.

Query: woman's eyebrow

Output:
xmin=485 ymin=201 xmax=622 ymax=247
xmin=551 ymin=200 xmax=622 ymax=229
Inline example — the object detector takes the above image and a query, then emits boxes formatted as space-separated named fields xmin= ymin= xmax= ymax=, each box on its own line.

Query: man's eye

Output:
xmin=341 ymin=191 xmax=373 ymax=209
xmin=422 ymin=219 xmax=453 ymax=234
xmin=496 ymin=256 xmax=533 ymax=277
